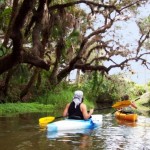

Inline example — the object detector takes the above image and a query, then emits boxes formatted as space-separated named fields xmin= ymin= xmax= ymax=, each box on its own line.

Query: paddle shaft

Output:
xmin=55 ymin=107 xmax=112 ymax=121
xmin=55 ymin=116 xmax=64 ymax=119
xmin=55 ymin=107 xmax=113 ymax=119
xmin=55 ymin=107 xmax=111 ymax=119
xmin=134 ymin=97 xmax=140 ymax=101
xmin=94 ymin=107 xmax=112 ymax=111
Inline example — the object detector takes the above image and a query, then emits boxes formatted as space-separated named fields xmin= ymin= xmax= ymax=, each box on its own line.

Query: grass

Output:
xmin=0 ymin=101 xmax=94 ymax=116
xmin=0 ymin=89 xmax=95 ymax=115
xmin=35 ymin=88 xmax=95 ymax=109
xmin=1 ymin=86 xmax=149 ymax=116
xmin=0 ymin=102 xmax=54 ymax=115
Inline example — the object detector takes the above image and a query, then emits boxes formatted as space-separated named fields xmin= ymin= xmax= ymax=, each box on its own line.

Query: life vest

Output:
xmin=68 ymin=101 xmax=84 ymax=119
xmin=120 ymin=106 xmax=134 ymax=114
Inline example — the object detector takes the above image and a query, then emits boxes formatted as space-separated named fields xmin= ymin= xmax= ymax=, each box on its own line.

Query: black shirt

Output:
xmin=68 ymin=101 xmax=84 ymax=119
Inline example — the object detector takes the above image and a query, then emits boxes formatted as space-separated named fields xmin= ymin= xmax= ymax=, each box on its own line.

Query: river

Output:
xmin=0 ymin=111 xmax=150 ymax=150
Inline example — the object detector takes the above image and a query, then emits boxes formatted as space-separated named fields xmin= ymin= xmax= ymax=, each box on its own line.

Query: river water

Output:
xmin=0 ymin=111 xmax=150 ymax=150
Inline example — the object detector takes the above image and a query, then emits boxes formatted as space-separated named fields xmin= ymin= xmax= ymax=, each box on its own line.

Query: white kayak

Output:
xmin=47 ymin=114 xmax=102 ymax=132
xmin=47 ymin=114 xmax=102 ymax=138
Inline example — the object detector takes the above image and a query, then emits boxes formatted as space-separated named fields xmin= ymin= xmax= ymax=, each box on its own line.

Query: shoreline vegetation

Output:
xmin=0 ymin=102 xmax=54 ymax=115
xmin=0 ymin=88 xmax=95 ymax=115
xmin=0 ymin=83 xmax=150 ymax=116
xmin=0 ymin=0 xmax=150 ymax=118
xmin=0 ymin=98 xmax=149 ymax=117
xmin=0 ymin=102 xmax=95 ymax=116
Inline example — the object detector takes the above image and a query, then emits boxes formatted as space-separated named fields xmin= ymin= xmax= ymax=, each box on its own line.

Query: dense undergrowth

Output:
xmin=0 ymin=73 xmax=150 ymax=116
xmin=0 ymin=84 xmax=95 ymax=115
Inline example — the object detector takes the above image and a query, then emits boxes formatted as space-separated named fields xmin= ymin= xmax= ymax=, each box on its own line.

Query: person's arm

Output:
xmin=80 ymin=103 xmax=94 ymax=120
xmin=63 ymin=103 xmax=70 ymax=117
xmin=131 ymin=101 xmax=137 ymax=109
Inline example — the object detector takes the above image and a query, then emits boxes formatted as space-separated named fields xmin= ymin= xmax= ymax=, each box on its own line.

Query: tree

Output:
xmin=0 ymin=0 xmax=150 ymax=101
xmin=138 ymin=16 xmax=150 ymax=50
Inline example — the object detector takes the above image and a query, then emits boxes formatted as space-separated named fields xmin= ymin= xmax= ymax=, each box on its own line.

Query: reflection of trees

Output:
xmin=102 ymin=116 xmax=150 ymax=150
xmin=0 ymin=114 xmax=41 ymax=149
xmin=79 ymin=134 xmax=93 ymax=149
xmin=59 ymin=134 xmax=93 ymax=149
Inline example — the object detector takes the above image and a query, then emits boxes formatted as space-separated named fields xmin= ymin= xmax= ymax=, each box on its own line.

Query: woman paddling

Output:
xmin=63 ymin=90 xmax=94 ymax=120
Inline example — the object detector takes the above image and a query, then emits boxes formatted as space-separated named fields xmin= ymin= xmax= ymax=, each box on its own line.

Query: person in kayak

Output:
xmin=63 ymin=90 xmax=94 ymax=120
xmin=119 ymin=94 xmax=137 ymax=114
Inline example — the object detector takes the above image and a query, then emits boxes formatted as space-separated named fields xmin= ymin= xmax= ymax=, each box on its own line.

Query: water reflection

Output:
xmin=0 ymin=112 xmax=150 ymax=150
xmin=99 ymin=115 xmax=150 ymax=150
xmin=54 ymin=132 xmax=93 ymax=149
xmin=45 ymin=114 xmax=150 ymax=150
xmin=47 ymin=128 xmax=94 ymax=139
xmin=115 ymin=119 xmax=137 ymax=127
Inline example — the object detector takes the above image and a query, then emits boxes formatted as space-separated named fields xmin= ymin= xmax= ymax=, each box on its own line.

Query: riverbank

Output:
xmin=0 ymin=92 xmax=150 ymax=116
xmin=0 ymin=99 xmax=149 ymax=116
xmin=0 ymin=100 xmax=95 ymax=115
xmin=0 ymin=102 xmax=55 ymax=115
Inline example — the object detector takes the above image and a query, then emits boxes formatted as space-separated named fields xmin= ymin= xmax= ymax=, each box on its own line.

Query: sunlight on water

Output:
xmin=92 ymin=115 xmax=150 ymax=150
xmin=45 ymin=114 xmax=150 ymax=150
xmin=0 ymin=113 xmax=150 ymax=150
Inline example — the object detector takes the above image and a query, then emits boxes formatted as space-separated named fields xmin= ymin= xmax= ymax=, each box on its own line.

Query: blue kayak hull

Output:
xmin=47 ymin=115 xmax=102 ymax=138
xmin=47 ymin=115 xmax=102 ymax=131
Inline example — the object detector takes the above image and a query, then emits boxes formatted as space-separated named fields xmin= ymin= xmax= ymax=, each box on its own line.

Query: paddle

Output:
xmin=39 ymin=106 xmax=113 ymax=126
xmin=111 ymin=97 xmax=141 ymax=115
xmin=39 ymin=116 xmax=63 ymax=127
xmin=39 ymin=100 xmax=132 ymax=126
xmin=134 ymin=97 xmax=140 ymax=101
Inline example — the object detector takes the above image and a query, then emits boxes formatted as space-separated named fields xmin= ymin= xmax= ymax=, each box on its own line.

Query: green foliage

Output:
xmin=0 ymin=7 xmax=12 ymax=31
xmin=65 ymin=30 xmax=80 ymax=50
xmin=81 ymin=72 xmax=146 ymax=103
xmin=0 ymin=82 xmax=95 ymax=114
xmin=36 ymin=88 xmax=73 ymax=106
xmin=82 ymin=72 xmax=119 ymax=103
xmin=139 ymin=16 xmax=150 ymax=33
xmin=0 ymin=0 xmax=4 ymax=3
xmin=35 ymin=82 xmax=94 ymax=109
xmin=12 ymin=65 xmax=30 ymax=84
xmin=69 ymin=30 xmax=80 ymax=38
xmin=0 ymin=102 xmax=54 ymax=114
xmin=0 ymin=45 xmax=10 ymax=56
xmin=51 ymin=26 xmax=62 ymax=40
xmin=0 ymin=76 xmax=149 ymax=115
xmin=33 ymin=82 xmax=70 ymax=104
xmin=129 ymin=84 xmax=146 ymax=98
xmin=135 ymin=92 xmax=150 ymax=115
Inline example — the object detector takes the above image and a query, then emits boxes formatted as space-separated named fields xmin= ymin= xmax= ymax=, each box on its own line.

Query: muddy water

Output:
xmin=0 ymin=112 xmax=150 ymax=150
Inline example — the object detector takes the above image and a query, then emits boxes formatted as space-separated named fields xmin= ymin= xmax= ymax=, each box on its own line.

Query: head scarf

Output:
xmin=73 ymin=90 xmax=83 ymax=108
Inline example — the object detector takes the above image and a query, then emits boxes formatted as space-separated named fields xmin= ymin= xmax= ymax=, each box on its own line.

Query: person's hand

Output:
xmin=89 ymin=108 xmax=94 ymax=114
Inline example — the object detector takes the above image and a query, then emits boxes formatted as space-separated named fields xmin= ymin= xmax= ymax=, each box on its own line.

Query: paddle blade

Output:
xmin=112 ymin=100 xmax=131 ymax=109
xmin=39 ymin=117 xmax=55 ymax=127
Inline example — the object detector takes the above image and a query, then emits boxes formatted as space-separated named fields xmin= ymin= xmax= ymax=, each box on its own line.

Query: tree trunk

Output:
xmin=20 ymin=68 xmax=39 ymax=101
xmin=3 ymin=67 xmax=16 ymax=96
xmin=75 ymin=69 xmax=80 ymax=85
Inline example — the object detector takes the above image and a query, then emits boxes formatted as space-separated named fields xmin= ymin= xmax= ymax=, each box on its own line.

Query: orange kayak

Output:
xmin=115 ymin=111 xmax=138 ymax=122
